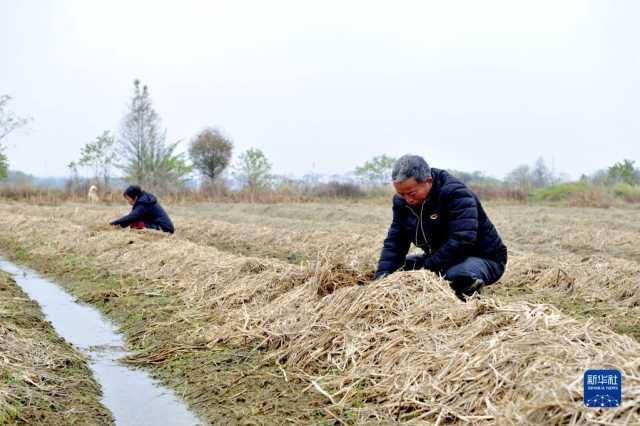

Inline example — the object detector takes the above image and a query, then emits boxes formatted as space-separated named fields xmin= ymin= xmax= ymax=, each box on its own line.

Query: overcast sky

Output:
xmin=1 ymin=0 xmax=639 ymax=180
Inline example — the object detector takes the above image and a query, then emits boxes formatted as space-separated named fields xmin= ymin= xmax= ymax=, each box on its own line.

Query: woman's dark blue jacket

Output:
xmin=110 ymin=191 xmax=175 ymax=234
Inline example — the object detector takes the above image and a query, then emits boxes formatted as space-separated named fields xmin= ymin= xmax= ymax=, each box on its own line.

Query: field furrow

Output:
xmin=0 ymin=271 xmax=112 ymax=425
xmin=1 ymin=202 xmax=639 ymax=424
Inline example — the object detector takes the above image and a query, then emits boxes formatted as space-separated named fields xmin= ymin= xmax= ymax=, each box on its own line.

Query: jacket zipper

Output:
xmin=407 ymin=205 xmax=433 ymax=255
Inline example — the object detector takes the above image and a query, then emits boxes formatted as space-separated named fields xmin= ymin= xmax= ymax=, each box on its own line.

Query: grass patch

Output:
xmin=613 ymin=183 xmax=640 ymax=203
xmin=0 ymin=239 xmax=339 ymax=424
xmin=530 ymin=182 xmax=617 ymax=207
xmin=531 ymin=182 xmax=592 ymax=203
xmin=2 ymin=202 xmax=640 ymax=423
xmin=0 ymin=271 xmax=112 ymax=425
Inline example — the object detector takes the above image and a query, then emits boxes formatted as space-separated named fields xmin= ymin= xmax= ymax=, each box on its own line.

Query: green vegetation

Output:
xmin=1 ymin=201 xmax=640 ymax=423
xmin=531 ymin=182 xmax=592 ymax=202
xmin=0 ymin=239 xmax=334 ymax=425
xmin=78 ymin=130 xmax=119 ymax=187
xmin=530 ymin=179 xmax=640 ymax=207
xmin=188 ymin=127 xmax=233 ymax=182
xmin=354 ymin=154 xmax=396 ymax=187
xmin=233 ymin=147 xmax=273 ymax=193
xmin=117 ymin=79 xmax=192 ymax=191
xmin=613 ymin=182 xmax=640 ymax=203
xmin=607 ymin=159 xmax=640 ymax=186
xmin=0 ymin=271 xmax=111 ymax=425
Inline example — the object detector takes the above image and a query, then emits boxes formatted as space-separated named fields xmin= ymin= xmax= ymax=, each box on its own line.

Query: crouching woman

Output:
xmin=110 ymin=185 xmax=175 ymax=234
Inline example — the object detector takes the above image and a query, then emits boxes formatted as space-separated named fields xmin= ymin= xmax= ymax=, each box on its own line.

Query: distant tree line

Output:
xmin=2 ymin=85 xmax=639 ymax=203
xmin=584 ymin=159 xmax=640 ymax=186
xmin=66 ymin=80 xmax=274 ymax=195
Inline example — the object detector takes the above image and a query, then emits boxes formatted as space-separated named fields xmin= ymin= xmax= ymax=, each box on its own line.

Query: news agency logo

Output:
xmin=584 ymin=369 xmax=622 ymax=408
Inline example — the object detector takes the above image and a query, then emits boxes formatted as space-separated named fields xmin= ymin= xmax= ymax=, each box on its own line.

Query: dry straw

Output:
xmin=231 ymin=272 xmax=640 ymax=424
xmin=0 ymin=272 xmax=110 ymax=425
xmin=1 ymin=205 xmax=640 ymax=424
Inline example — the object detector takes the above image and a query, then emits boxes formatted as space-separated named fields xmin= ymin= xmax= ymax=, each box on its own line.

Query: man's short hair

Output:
xmin=392 ymin=155 xmax=431 ymax=183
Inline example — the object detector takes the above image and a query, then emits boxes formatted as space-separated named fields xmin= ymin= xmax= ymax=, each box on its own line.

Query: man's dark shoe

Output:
xmin=454 ymin=278 xmax=485 ymax=302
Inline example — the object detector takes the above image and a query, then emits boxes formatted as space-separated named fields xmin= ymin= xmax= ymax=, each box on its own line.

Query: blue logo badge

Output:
xmin=584 ymin=369 xmax=622 ymax=407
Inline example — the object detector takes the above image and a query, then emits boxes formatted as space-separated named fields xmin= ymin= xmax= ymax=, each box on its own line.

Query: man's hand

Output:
xmin=373 ymin=272 xmax=390 ymax=281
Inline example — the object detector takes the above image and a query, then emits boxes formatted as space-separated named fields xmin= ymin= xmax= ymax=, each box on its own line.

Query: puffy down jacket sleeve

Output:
xmin=375 ymin=200 xmax=411 ymax=279
xmin=110 ymin=204 xmax=146 ymax=228
xmin=423 ymin=185 xmax=478 ymax=272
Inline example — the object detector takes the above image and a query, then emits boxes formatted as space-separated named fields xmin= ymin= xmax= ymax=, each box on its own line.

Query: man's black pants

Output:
xmin=403 ymin=254 xmax=506 ymax=300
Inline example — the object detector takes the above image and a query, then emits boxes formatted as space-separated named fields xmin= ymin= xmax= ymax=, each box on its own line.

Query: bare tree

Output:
xmin=118 ymin=79 xmax=191 ymax=191
xmin=65 ymin=161 xmax=82 ymax=194
xmin=532 ymin=157 xmax=553 ymax=188
xmin=0 ymin=95 xmax=30 ymax=179
xmin=505 ymin=165 xmax=533 ymax=192
xmin=0 ymin=95 xmax=29 ymax=143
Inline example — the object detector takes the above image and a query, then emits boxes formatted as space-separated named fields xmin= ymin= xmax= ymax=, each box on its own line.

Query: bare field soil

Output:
xmin=0 ymin=201 xmax=639 ymax=424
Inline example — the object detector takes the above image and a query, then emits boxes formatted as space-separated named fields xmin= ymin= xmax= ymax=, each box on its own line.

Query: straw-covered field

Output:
xmin=0 ymin=201 xmax=639 ymax=424
xmin=0 ymin=271 xmax=112 ymax=425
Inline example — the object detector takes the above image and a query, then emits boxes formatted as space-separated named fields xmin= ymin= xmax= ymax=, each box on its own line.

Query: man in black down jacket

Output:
xmin=375 ymin=155 xmax=507 ymax=300
xmin=110 ymin=185 xmax=175 ymax=234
